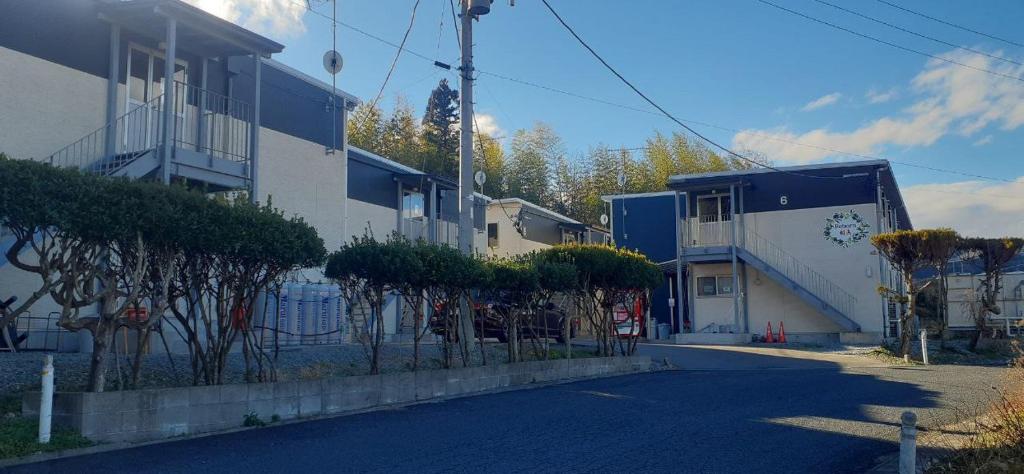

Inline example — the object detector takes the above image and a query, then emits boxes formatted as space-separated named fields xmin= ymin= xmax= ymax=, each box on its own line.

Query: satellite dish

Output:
xmin=474 ymin=170 xmax=487 ymax=187
xmin=599 ymin=214 xmax=609 ymax=226
xmin=323 ymin=50 xmax=343 ymax=75
xmin=616 ymin=172 xmax=626 ymax=187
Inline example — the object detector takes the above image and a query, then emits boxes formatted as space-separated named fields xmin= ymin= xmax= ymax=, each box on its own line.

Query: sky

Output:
xmin=185 ymin=0 xmax=1024 ymax=237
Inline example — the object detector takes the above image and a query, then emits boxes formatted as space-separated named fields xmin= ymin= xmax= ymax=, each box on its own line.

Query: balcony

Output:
xmin=48 ymin=82 xmax=253 ymax=192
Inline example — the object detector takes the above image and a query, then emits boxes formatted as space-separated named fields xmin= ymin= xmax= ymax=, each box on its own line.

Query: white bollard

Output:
xmin=920 ymin=330 xmax=929 ymax=365
xmin=899 ymin=411 xmax=917 ymax=474
xmin=38 ymin=354 xmax=54 ymax=444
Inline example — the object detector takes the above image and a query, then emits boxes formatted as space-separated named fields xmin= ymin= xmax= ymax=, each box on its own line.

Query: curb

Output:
xmin=0 ymin=358 xmax=660 ymax=468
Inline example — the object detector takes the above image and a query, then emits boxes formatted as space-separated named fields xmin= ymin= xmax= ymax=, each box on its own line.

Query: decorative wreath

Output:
xmin=823 ymin=210 xmax=871 ymax=247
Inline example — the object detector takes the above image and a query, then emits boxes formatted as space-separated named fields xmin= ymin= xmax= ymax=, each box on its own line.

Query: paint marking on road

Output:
xmin=577 ymin=390 xmax=632 ymax=400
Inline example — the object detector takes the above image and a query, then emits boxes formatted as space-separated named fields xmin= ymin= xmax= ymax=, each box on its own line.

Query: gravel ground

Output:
xmin=0 ymin=341 xmax=595 ymax=398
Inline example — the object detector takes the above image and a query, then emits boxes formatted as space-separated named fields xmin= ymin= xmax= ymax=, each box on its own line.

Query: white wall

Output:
xmin=947 ymin=272 xmax=1024 ymax=329
xmin=258 ymin=127 xmax=347 ymax=253
xmin=0 ymin=46 xmax=110 ymax=161
xmin=741 ymin=202 xmax=885 ymax=334
xmin=485 ymin=203 xmax=551 ymax=258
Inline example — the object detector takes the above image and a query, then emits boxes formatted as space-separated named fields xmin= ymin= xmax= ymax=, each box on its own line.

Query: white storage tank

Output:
xmin=285 ymin=281 xmax=302 ymax=345
xmin=327 ymin=284 xmax=343 ymax=344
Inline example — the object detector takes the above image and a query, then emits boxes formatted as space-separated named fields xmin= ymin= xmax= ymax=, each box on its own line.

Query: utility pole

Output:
xmin=457 ymin=0 xmax=477 ymax=256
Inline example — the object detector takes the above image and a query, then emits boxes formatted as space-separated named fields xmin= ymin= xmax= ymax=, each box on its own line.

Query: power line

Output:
xmin=369 ymin=0 xmax=423 ymax=109
xmin=288 ymin=0 xmax=1017 ymax=186
xmin=813 ymin=0 xmax=1022 ymax=67
xmin=756 ymin=0 xmax=1024 ymax=83
xmin=540 ymin=0 xmax=848 ymax=180
xmin=874 ymin=0 xmax=1024 ymax=50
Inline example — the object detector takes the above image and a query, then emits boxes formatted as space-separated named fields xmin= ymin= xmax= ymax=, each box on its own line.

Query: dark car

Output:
xmin=430 ymin=300 xmax=579 ymax=343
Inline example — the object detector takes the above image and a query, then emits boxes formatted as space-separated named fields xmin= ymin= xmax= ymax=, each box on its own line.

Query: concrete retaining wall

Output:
xmin=23 ymin=356 xmax=651 ymax=443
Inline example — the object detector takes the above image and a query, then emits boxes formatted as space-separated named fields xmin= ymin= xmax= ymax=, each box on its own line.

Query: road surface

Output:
xmin=8 ymin=344 xmax=1005 ymax=474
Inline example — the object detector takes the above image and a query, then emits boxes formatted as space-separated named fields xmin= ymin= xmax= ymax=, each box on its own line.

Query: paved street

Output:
xmin=7 ymin=345 xmax=1006 ymax=474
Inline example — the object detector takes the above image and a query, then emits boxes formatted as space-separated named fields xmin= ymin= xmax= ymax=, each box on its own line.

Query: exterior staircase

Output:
xmin=48 ymin=80 xmax=253 ymax=190
xmin=1 ymin=81 xmax=255 ymax=268
xmin=684 ymin=220 xmax=860 ymax=331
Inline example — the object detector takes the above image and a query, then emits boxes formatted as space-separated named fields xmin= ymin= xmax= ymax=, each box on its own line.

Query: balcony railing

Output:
xmin=401 ymin=218 xmax=459 ymax=248
xmin=48 ymin=81 xmax=252 ymax=174
xmin=686 ymin=215 xmax=733 ymax=247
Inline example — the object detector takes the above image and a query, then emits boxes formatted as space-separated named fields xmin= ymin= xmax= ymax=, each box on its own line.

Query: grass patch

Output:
xmin=0 ymin=417 xmax=93 ymax=460
xmin=866 ymin=346 xmax=920 ymax=365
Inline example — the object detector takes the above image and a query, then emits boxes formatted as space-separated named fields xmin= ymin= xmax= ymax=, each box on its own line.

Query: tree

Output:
xmin=960 ymin=237 xmax=1024 ymax=350
xmin=917 ymin=228 xmax=961 ymax=341
xmin=380 ymin=96 xmax=423 ymax=170
xmin=506 ymin=123 xmax=562 ymax=208
xmin=325 ymin=234 xmax=415 ymax=375
xmin=871 ymin=230 xmax=949 ymax=356
xmin=422 ymin=79 xmax=460 ymax=176
xmin=347 ymin=102 xmax=386 ymax=153
xmin=476 ymin=132 xmax=506 ymax=198
xmin=539 ymin=244 xmax=660 ymax=356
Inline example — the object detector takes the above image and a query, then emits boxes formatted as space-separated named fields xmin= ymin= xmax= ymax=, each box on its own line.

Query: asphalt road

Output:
xmin=7 ymin=345 xmax=1006 ymax=474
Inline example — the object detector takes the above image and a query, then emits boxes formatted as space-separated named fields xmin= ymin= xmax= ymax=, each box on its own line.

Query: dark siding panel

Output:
xmin=229 ymin=57 xmax=343 ymax=149
xmin=348 ymin=159 xmax=397 ymax=209
xmin=520 ymin=211 xmax=561 ymax=246
xmin=613 ymin=195 xmax=680 ymax=264
xmin=0 ymin=0 xmax=109 ymax=79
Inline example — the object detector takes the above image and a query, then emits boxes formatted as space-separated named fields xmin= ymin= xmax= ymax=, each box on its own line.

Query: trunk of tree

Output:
xmin=898 ymin=280 xmax=916 ymax=357
xmin=88 ymin=321 xmax=112 ymax=392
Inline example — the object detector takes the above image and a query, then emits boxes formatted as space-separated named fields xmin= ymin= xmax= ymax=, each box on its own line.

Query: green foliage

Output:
xmin=870 ymin=230 xmax=936 ymax=274
xmin=540 ymin=243 xmax=661 ymax=293
xmin=0 ymin=418 xmax=93 ymax=459
xmin=242 ymin=411 xmax=266 ymax=427
xmin=422 ymin=78 xmax=460 ymax=176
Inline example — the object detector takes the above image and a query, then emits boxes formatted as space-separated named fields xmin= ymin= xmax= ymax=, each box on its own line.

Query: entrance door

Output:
xmin=124 ymin=46 xmax=187 ymax=154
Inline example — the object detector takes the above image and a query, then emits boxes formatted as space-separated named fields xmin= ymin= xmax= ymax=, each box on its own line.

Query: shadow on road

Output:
xmin=10 ymin=346 xmax=966 ymax=474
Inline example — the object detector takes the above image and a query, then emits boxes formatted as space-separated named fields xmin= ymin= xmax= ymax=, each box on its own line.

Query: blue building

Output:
xmin=605 ymin=160 xmax=912 ymax=344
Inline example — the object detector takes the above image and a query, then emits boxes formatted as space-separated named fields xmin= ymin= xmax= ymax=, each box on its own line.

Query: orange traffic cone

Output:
xmin=765 ymin=321 xmax=775 ymax=343
xmin=778 ymin=321 xmax=787 ymax=343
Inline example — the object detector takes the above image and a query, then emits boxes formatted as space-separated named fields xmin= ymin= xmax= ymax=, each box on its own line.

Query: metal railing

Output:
xmin=49 ymin=94 xmax=164 ymax=173
xmin=48 ymin=81 xmax=252 ymax=174
xmin=401 ymin=218 xmax=460 ymax=248
xmin=741 ymin=227 xmax=856 ymax=318
xmin=170 ymin=81 xmax=252 ymax=163
xmin=681 ymin=217 xmax=856 ymax=318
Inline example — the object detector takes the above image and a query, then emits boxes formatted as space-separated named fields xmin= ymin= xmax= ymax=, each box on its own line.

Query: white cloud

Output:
xmin=903 ymin=178 xmax=1024 ymax=237
xmin=472 ymin=113 xmax=503 ymax=138
xmin=733 ymin=49 xmax=1024 ymax=163
xmin=184 ymin=0 xmax=307 ymax=38
xmin=973 ymin=134 xmax=994 ymax=146
xmin=801 ymin=92 xmax=842 ymax=111
xmin=866 ymin=87 xmax=898 ymax=104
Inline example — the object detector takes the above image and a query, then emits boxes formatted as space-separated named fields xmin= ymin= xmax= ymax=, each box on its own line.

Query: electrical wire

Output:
xmin=539 ymin=0 xmax=848 ymax=180
xmin=874 ymin=0 xmax=1024 ymax=50
xmin=756 ymin=0 xmax=1024 ymax=83
xmin=369 ymin=0 xmax=423 ymax=109
xmin=813 ymin=0 xmax=1022 ymax=67
xmin=287 ymin=0 xmax=1018 ymax=187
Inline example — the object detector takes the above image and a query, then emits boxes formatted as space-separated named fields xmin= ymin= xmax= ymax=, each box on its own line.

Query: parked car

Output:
xmin=429 ymin=300 xmax=579 ymax=343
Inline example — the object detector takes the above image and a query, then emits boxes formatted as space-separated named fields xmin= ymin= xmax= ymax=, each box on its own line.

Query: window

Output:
xmin=402 ymin=191 xmax=424 ymax=219
xmin=696 ymin=275 xmax=734 ymax=297
xmin=696 ymin=195 xmax=732 ymax=222
xmin=487 ymin=223 xmax=499 ymax=248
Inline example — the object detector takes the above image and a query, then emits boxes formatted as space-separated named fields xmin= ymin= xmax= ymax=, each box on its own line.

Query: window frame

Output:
xmin=696 ymin=274 xmax=734 ymax=297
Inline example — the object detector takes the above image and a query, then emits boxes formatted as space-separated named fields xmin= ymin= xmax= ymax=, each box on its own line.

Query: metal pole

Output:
xmin=250 ymin=53 xmax=262 ymax=203
xmin=899 ymin=411 xmax=917 ymax=474
xmin=730 ymin=185 xmax=739 ymax=332
xmin=104 ymin=24 xmax=120 ymax=157
xmin=161 ymin=17 xmax=177 ymax=185
xmin=674 ymin=190 xmax=684 ymax=335
xmin=38 ymin=354 xmax=54 ymax=444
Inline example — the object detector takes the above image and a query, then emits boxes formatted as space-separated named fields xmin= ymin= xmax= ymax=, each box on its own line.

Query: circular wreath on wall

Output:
xmin=823 ymin=210 xmax=871 ymax=248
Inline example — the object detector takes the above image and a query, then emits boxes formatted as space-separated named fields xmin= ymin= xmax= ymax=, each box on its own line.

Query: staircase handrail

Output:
xmin=47 ymin=94 xmax=165 ymax=172
xmin=741 ymin=227 xmax=857 ymax=318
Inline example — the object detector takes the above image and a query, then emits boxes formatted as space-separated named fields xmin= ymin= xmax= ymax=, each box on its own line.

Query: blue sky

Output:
xmin=189 ymin=0 xmax=1024 ymax=236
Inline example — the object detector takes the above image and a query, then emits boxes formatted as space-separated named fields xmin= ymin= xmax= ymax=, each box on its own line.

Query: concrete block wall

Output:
xmin=23 ymin=356 xmax=651 ymax=443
